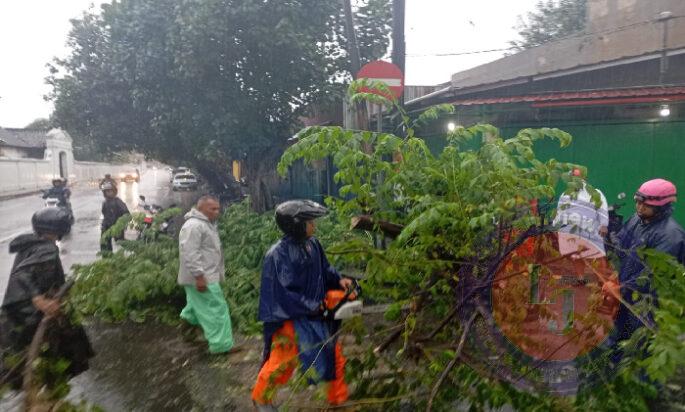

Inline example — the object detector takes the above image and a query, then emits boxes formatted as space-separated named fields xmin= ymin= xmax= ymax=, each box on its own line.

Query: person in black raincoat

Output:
xmin=602 ymin=179 xmax=685 ymax=361
xmin=100 ymin=182 xmax=129 ymax=252
xmin=0 ymin=207 xmax=93 ymax=390
xmin=251 ymin=200 xmax=354 ymax=410
xmin=42 ymin=178 xmax=71 ymax=208
xmin=98 ymin=174 xmax=118 ymax=190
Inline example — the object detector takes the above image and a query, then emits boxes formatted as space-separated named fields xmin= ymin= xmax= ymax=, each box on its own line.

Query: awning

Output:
xmin=449 ymin=86 xmax=685 ymax=108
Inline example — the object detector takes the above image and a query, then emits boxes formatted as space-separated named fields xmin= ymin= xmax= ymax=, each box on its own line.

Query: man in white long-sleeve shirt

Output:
xmin=177 ymin=195 xmax=235 ymax=354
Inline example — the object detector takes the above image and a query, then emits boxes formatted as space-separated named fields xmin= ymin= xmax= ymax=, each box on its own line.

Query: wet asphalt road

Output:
xmin=0 ymin=168 xmax=198 ymax=308
xmin=0 ymin=168 xmax=210 ymax=411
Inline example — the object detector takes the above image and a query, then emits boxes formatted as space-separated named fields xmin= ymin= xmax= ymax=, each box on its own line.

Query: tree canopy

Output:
xmin=24 ymin=118 xmax=53 ymax=130
xmin=47 ymin=0 xmax=391 ymax=208
xmin=510 ymin=0 xmax=587 ymax=50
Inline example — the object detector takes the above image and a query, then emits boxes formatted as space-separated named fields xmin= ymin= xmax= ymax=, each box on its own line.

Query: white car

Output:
xmin=172 ymin=173 xmax=198 ymax=191
xmin=170 ymin=167 xmax=191 ymax=182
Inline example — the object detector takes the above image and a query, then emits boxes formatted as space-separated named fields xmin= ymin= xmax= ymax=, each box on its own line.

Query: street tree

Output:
xmin=47 ymin=0 xmax=391 ymax=211
xmin=510 ymin=0 xmax=587 ymax=50
xmin=25 ymin=118 xmax=53 ymax=130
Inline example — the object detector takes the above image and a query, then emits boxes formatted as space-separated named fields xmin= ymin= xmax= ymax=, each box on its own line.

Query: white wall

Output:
xmin=73 ymin=162 xmax=138 ymax=184
xmin=0 ymin=158 xmax=139 ymax=197
xmin=0 ymin=129 xmax=141 ymax=197
xmin=0 ymin=158 xmax=53 ymax=195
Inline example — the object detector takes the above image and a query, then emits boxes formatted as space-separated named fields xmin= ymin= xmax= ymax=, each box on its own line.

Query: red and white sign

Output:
xmin=356 ymin=60 xmax=404 ymax=100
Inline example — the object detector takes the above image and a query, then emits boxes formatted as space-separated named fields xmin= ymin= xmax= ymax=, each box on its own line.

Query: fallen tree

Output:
xmin=275 ymin=81 xmax=685 ymax=411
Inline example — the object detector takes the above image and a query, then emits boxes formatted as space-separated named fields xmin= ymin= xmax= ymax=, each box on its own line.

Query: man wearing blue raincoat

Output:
xmin=251 ymin=200 xmax=353 ymax=409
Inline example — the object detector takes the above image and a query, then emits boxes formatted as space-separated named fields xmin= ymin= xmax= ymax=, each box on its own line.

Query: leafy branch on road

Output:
xmin=69 ymin=200 xmax=352 ymax=335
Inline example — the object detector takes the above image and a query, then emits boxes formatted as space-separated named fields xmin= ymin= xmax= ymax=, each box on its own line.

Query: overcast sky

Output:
xmin=0 ymin=0 xmax=539 ymax=128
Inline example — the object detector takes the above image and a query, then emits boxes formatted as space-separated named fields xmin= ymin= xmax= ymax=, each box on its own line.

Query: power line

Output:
xmin=407 ymin=47 xmax=514 ymax=58
xmin=406 ymin=14 xmax=685 ymax=59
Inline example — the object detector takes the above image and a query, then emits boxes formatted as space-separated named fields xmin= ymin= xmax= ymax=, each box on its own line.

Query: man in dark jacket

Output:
xmin=0 ymin=208 xmax=93 ymax=390
xmin=42 ymin=178 xmax=71 ymax=208
xmin=99 ymin=174 xmax=117 ymax=190
xmin=100 ymin=182 xmax=129 ymax=252
xmin=251 ymin=200 xmax=353 ymax=409
xmin=603 ymin=179 xmax=685 ymax=357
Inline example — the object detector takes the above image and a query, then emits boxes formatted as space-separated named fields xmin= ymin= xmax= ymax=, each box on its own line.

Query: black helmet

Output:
xmin=32 ymin=207 xmax=71 ymax=237
xmin=275 ymin=200 xmax=328 ymax=238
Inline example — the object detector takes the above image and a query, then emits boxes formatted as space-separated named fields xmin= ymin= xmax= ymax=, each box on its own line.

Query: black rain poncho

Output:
xmin=613 ymin=207 xmax=685 ymax=340
xmin=0 ymin=234 xmax=93 ymax=389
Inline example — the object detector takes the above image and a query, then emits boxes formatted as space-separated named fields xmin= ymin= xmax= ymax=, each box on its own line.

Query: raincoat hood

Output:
xmin=177 ymin=207 xmax=225 ymax=285
xmin=9 ymin=233 xmax=54 ymax=255
xmin=3 ymin=233 xmax=62 ymax=308
xmin=185 ymin=208 xmax=210 ymax=222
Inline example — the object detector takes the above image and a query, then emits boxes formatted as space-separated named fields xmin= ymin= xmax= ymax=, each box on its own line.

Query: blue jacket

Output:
xmin=258 ymin=235 xmax=342 ymax=381
xmin=613 ymin=208 xmax=685 ymax=340
xmin=258 ymin=235 xmax=342 ymax=323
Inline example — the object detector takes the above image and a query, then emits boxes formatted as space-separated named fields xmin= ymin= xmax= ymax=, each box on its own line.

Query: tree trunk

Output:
xmin=245 ymin=147 xmax=283 ymax=213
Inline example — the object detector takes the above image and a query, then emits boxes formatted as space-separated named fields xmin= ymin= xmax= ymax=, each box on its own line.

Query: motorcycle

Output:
xmin=607 ymin=192 xmax=626 ymax=236
xmin=40 ymin=190 xmax=75 ymax=233
xmin=124 ymin=195 xmax=175 ymax=240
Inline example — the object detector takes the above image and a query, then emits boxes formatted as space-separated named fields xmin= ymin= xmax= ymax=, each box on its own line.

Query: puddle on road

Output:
xmin=66 ymin=321 xmax=262 ymax=411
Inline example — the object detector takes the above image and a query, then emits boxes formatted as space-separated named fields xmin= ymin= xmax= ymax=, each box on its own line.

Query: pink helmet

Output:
xmin=634 ymin=179 xmax=677 ymax=206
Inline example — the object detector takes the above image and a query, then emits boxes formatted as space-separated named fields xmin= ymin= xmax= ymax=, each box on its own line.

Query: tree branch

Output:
xmin=23 ymin=281 xmax=74 ymax=410
xmin=426 ymin=310 xmax=479 ymax=412
xmin=351 ymin=215 xmax=404 ymax=238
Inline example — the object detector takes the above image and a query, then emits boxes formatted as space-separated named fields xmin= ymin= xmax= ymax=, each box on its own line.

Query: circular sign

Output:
xmin=486 ymin=232 xmax=619 ymax=393
xmin=356 ymin=60 xmax=404 ymax=100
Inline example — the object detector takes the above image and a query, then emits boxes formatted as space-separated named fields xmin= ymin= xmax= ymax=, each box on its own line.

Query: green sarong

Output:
xmin=180 ymin=283 xmax=234 ymax=353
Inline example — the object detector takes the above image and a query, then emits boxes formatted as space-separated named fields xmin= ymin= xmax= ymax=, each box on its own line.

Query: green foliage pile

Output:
xmin=275 ymin=81 xmax=685 ymax=411
xmin=69 ymin=201 xmax=351 ymax=334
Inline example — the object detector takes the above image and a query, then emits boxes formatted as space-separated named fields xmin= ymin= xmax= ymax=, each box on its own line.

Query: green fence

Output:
xmin=500 ymin=120 xmax=685 ymax=224
xmin=287 ymin=119 xmax=685 ymax=223
xmin=422 ymin=119 xmax=685 ymax=222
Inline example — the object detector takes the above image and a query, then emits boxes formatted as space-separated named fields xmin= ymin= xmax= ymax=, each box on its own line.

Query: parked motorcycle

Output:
xmin=607 ymin=192 xmax=626 ymax=236
xmin=135 ymin=195 xmax=175 ymax=240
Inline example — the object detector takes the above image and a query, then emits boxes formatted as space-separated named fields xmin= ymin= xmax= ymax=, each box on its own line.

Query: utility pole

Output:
xmin=391 ymin=0 xmax=406 ymax=105
xmin=342 ymin=0 xmax=362 ymax=74
xmin=342 ymin=0 xmax=368 ymax=130
xmin=658 ymin=11 xmax=673 ymax=85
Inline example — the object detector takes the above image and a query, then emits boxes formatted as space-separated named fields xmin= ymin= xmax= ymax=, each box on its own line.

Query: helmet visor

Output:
xmin=634 ymin=191 xmax=676 ymax=204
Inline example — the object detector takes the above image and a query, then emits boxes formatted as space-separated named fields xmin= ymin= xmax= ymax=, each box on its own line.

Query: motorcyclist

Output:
xmin=602 ymin=179 xmax=685 ymax=353
xmin=0 ymin=208 xmax=94 ymax=390
xmin=42 ymin=177 xmax=71 ymax=208
xmin=251 ymin=200 xmax=354 ymax=410
xmin=99 ymin=174 xmax=117 ymax=190
xmin=100 ymin=182 xmax=130 ymax=252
